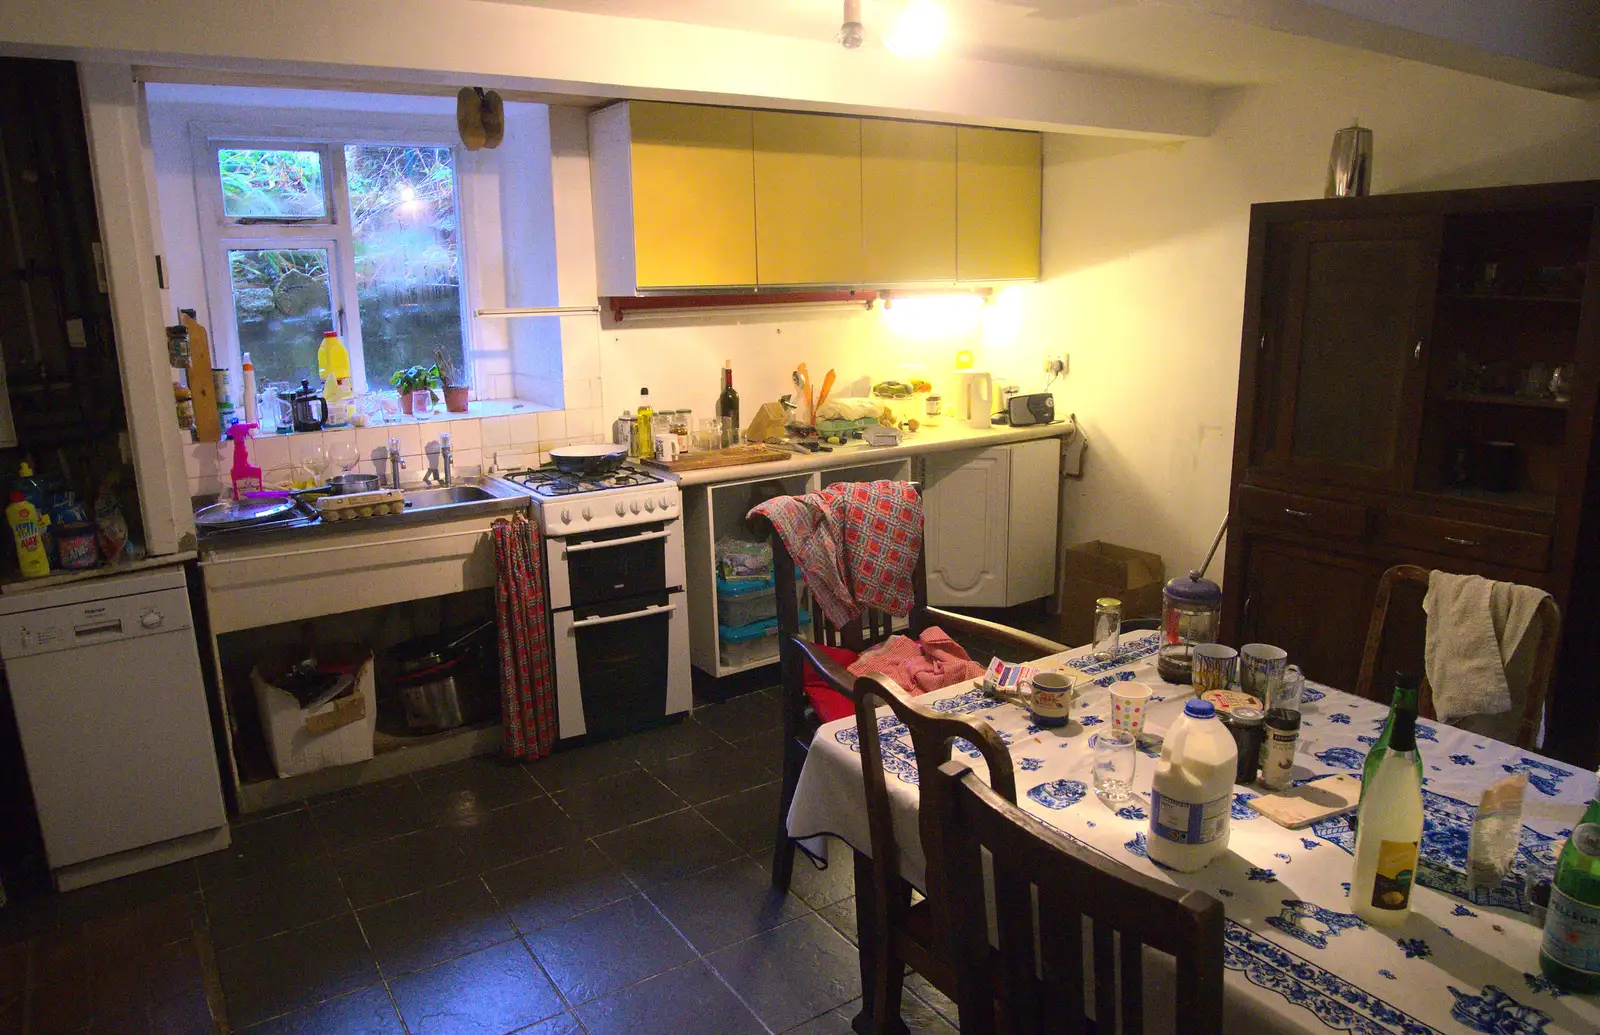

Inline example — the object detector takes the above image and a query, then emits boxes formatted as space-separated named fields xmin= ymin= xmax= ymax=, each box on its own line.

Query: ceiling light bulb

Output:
xmin=885 ymin=0 xmax=947 ymax=58
xmin=838 ymin=0 xmax=863 ymax=49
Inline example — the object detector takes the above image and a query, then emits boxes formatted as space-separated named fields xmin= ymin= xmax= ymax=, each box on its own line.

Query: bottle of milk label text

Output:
xmin=1148 ymin=699 xmax=1237 ymax=872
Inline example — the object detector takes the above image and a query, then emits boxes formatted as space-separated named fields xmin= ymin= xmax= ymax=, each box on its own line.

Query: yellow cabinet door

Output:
xmin=956 ymin=127 xmax=1042 ymax=281
xmin=753 ymin=111 xmax=862 ymax=286
xmin=861 ymin=120 xmax=956 ymax=283
xmin=629 ymin=102 xmax=757 ymax=290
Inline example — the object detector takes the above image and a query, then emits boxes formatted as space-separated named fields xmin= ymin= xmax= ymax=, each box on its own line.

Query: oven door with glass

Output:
xmin=551 ymin=588 xmax=690 ymax=739
xmin=545 ymin=520 xmax=685 ymax=611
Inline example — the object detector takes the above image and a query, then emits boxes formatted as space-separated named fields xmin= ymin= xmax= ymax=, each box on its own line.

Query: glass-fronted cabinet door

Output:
xmin=1254 ymin=215 xmax=1442 ymax=491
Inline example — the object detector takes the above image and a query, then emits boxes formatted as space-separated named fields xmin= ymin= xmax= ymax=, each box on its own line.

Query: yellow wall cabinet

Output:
xmin=957 ymin=126 xmax=1042 ymax=282
xmin=589 ymin=101 xmax=758 ymax=294
xmin=590 ymin=102 xmax=1040 ymax=294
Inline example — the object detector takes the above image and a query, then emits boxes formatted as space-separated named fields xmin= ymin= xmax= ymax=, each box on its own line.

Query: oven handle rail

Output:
xmin=568 ymin=603 xmax=678 ymax=630
xmin=559 ymin=528 xmax=672 ymax=557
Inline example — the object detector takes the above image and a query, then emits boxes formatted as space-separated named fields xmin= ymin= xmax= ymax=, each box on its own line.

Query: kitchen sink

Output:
xmin=403 ymin=484 xmax=498 ymax=509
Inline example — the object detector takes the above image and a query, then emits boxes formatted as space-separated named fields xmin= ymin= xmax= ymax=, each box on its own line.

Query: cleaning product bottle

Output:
xmin=6 ymin=492 xmax=50 ymax=577
xmin=317 ymin=331 xmax=353 ymax=426
xmin=1148 ymin=699 xmax=1238 ymax=872
xmin=13 ymin=462 xmax=50 ymax=556
xmin=241 ymin=352 xmax=258 ymax=426
xmin=1351 ymin=701 xmax=1424 ymax=925
xmin=225 ymin=422 xmax=263 ymax=499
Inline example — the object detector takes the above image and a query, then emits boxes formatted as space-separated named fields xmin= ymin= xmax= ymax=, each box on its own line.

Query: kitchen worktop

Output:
xmin=666 ymin=419 xmax=1078 ymax=487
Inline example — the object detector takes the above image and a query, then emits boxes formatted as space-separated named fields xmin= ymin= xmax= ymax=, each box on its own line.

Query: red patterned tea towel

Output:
xmin=750 ymin=481 xmax=922 ymax=626
xmin=492 ymin=514 xmax=558 ymax=759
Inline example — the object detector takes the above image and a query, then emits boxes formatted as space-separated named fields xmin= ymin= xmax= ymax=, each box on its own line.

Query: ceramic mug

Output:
xmin=1192 ymin=643 xmax=1239 ymax=693
xmin=1109 ymin=681 xmax=1154 ymax=735
xmin=1240 ymin=643 xmax=1288 ymax=701
xmin=1027 ymin=671 xmax=1076 ymax=728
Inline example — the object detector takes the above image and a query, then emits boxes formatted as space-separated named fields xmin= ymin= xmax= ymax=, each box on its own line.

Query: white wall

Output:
xmin=1018 ymin=56 xmax=1600 ymax=583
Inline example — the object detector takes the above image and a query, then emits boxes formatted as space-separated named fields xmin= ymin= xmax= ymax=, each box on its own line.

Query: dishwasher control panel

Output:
xmin=0 ymin=587 xmax=194 ymax=660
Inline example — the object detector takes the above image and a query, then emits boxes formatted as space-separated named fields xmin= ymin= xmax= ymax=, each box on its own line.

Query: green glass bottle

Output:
xmin=1358 ymin=672 xmax=1424 ymax=817
xmin=1540 ymin=776 xmax=1600 ymax=992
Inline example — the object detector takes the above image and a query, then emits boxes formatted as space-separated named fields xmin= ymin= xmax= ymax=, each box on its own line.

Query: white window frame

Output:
xmin=192 ymin=123 xmax=475 ymax=396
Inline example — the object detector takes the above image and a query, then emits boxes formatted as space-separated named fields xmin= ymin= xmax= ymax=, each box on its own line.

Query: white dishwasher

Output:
xmin=0 ymin=564 xmax=228 ymax=889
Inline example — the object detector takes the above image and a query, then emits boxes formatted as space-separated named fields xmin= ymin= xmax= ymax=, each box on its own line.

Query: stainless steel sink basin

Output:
xmin=403 ymin=484 xmax=497 ymax=509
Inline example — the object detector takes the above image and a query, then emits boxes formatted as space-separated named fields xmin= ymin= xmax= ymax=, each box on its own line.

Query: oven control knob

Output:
xmin=630 ymin=501 xmax=641 ymax=514
xmin=644 ymin=499 xmax=655 ymax=512
xmin=560 ymin=509 xmax=572 ymax=524
xmin=615 ymin=502 xmax=626 ymax=517
xmin=582 ymin=506 xmax=593 ymax=521
xmin=659 ymin=495 xmax=671 ymax=510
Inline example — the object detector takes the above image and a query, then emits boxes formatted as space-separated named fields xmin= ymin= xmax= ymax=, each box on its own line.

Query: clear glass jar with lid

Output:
xmin=1157 ymin=569 xmax=1223 ymax=684
xmin=1092 ymin=597 xmax=1122 ymax=661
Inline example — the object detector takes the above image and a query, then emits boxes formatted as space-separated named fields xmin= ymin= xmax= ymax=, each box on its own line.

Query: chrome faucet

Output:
xmin=386 ymin=437 xmax=406 ymax=489
xmin=424 ymin=433 xmax=454 ymax=487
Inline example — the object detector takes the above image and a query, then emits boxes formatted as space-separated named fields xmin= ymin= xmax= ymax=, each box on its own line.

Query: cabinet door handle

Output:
xmin=1282 ymin=507 xmax=1311 ymax=517
xmin=1413 ymin=340 xmax=1422 ymax=361
xmin=1444 ymin=536 xmax=1480 ymax=548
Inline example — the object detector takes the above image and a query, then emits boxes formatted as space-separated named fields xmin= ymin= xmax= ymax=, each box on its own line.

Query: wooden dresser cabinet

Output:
xmin=1222 ymin=181 xmax=1600 ymax=766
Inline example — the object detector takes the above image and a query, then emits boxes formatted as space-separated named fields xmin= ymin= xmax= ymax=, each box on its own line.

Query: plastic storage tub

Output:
xmin=717 ymin=577 xmax=779 ymax=628
xmin=719 ymin=609 xmax=810 ymax=669
xmin=251 ymin=645 xmax=377 ymax=778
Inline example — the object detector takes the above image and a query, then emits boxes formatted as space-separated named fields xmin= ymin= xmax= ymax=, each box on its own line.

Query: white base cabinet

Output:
xmin=924 ymin=438 xmax=1060 ymax=608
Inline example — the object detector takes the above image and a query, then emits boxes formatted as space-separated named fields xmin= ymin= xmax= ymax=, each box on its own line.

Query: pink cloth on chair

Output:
xmin=847 ymin=626 xmax=984 ymax=695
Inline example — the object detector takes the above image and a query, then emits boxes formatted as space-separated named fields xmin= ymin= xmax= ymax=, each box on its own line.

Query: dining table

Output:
xmin=785 ymin=630 xmax=1600 ymax=1035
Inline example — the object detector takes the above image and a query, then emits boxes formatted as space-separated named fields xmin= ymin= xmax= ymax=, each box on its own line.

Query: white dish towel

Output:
xmin=1422 ymin=571 xmax=1549 ymax=724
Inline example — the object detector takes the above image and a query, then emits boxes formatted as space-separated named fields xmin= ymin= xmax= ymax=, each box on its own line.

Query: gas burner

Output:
xmin=507 ymin=462 xmax=666 ymax=498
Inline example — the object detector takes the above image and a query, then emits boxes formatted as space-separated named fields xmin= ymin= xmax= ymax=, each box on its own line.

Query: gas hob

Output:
xmin=503 ymin=462 xmax=679 ymax=535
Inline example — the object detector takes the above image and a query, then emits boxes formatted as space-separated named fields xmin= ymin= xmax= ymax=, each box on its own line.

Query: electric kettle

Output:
xmin=290 ymin=379 xmax=329 ymax=432
xmin=956 ymin=372 xmax=992 ymax=429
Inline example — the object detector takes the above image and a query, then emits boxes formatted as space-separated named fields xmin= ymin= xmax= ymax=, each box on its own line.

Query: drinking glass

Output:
xmin=1092 ymin=729 xmax=1137 ymax=802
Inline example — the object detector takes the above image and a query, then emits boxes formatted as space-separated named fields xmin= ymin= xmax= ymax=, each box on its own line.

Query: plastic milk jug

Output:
xmin=1148 ymin=699 xmax=1237 ymax=872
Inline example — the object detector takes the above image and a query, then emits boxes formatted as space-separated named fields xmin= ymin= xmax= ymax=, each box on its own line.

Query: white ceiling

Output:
xmin=504 ymin=0 xmax=1383 ymax=88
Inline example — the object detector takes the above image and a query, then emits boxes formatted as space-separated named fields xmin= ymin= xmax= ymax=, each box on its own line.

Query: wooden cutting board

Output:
xmin=642 ymin=444 xmax=791 ymax=472
xmin=180 ymin=309 xmax=221 ymax=442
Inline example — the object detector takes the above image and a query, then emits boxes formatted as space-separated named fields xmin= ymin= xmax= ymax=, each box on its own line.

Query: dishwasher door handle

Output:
xmin=569 ymin=603 xmax=677 ymax=630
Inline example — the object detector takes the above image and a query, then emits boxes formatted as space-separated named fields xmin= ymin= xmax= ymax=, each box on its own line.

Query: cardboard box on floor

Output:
xmin=1058 ymin=541 xmax=1165 ymax=647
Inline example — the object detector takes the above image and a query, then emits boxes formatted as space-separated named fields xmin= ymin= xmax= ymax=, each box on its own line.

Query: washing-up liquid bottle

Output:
xmin=6 ymin=492 xmax=50 ymax=577
xmin=317 ymin=331 xmax=352 ymax=426
xmin=13 ymin=462 xmax=50 ymax=555
xmin=1148 ymin=699 xmax=1237 ymax=872
xmin=225 ymin=422 xmax=263 ymax=499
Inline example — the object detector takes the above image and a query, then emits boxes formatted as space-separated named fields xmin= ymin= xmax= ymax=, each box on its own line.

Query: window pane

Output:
xmin=345 ymin=145 xmax=467 ymax=388
xmin=217 ymin=149 xmax=327 ymax=219
xmin=227 ymin=248 xmax=334 ymax=387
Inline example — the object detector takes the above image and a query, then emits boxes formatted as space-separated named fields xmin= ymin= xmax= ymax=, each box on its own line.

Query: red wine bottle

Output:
xmin=717 ymin=360 xmax=740 ymax=448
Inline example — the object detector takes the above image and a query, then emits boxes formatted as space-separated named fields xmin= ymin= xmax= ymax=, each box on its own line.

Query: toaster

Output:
xmin=1006 ymin=393 xmax=1055 ymax=426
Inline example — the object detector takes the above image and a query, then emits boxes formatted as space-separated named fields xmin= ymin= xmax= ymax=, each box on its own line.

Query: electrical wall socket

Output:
xmin=1042 ymin=354 xmax=1068 ymax=376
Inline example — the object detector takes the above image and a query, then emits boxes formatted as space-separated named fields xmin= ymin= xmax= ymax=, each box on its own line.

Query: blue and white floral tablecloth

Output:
xmin=786 ymin=631 xmax=1600 ymax=1035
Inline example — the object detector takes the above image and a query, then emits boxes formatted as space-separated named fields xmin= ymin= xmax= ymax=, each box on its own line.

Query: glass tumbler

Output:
xmin=1092 ymin=729 xmax=1137 ymax=802
xmin=1092 ymin=596 xmax=1121 ymax=660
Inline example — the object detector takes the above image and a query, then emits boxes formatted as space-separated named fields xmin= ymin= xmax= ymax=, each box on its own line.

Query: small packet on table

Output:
xmin=985 ymin=658 xmax=1038 ymax=705
xmin=1468 ymin=773 xmax=1527 ymax=892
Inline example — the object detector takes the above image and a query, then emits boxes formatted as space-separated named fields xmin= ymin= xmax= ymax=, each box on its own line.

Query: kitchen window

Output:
xmin=200 ymin=140 xmax=469 ymax=393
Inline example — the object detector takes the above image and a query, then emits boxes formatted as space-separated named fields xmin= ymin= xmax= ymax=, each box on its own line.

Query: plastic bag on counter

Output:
xmin=716 ymin=537 xmax=772 ymax=582
xmin=94 ymin=479 xmax=130 ymax=563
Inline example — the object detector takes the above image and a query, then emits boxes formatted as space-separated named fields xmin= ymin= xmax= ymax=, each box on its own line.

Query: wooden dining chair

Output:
xmin=926 ymin=758 xmax=1225 ymax=1035
xmin=761 ymin=498 xmax=1068 ymax=893
xmin=1355 ymin=564 xmax=1561 ymax=748
xmin=853 ymin=673 xmax=1018 ymax=1035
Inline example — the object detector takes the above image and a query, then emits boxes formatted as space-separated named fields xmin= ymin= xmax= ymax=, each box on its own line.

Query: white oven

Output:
xmin=523 ymin=474 xmax=690 ymax=740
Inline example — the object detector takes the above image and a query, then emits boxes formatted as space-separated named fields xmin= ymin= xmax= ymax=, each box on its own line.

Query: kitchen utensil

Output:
xmin=641 ymin=444 xmax=791 ymax=472
xmin=1192 ymin=643 xmax=1238 ymax=692
xmin=798 ymin=363 xmax=815 ymax=426
xmin=290 ymin=379 xmax=328 ymax=432
xmin=815 ymin=369 xmax=836 ymax=413
xmin=180 ymin=309 xmax=221 ymax=442
xmin=1240 ymin=643 xmax=1288 ymax=700
xmin=1024 ymin=671 xmax=1075 ymax=728
xmin=1157 ymin=516 xmax=1227 ymax=684
xmin=330 ymin=472 xmax=380 ymax=495
xmin=1324 ymin=120 xmax=1373 ymax=198
xmin=548 ymin=443 xmax=629 ymax=476
xmin=329 ymin=442 xmax=362 ymax=474
xmin=194 ymin=497 xmax=296 ymax=529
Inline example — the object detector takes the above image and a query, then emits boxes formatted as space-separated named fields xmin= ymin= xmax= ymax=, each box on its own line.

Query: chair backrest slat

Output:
xmin=927 ymin=759 xmax=1224 ymax=1035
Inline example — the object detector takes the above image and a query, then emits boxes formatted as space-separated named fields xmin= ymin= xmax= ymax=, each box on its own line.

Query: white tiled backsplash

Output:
xmin=184 ymin=390 xmax=607 ymax=500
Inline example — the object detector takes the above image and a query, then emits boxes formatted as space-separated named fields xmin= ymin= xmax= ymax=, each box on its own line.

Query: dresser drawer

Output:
xmin=1379 ymin=511 xmax=1551 ymax=571
xmin=1237 ymin=485 xmax=1369 ymax=540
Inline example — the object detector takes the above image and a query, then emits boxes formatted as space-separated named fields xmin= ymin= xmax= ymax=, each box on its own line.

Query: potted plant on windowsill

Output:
xmin=391 ymin=364 xmax=442 ymax=415
xmin=435 ymin=348 xmax=469 ymax=414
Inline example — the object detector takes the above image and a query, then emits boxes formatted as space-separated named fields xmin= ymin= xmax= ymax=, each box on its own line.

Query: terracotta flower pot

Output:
xmin=399 ymin=392 xmax=415 ymax=415
xmin=444 ymin=385 xmax=469 ymax=413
